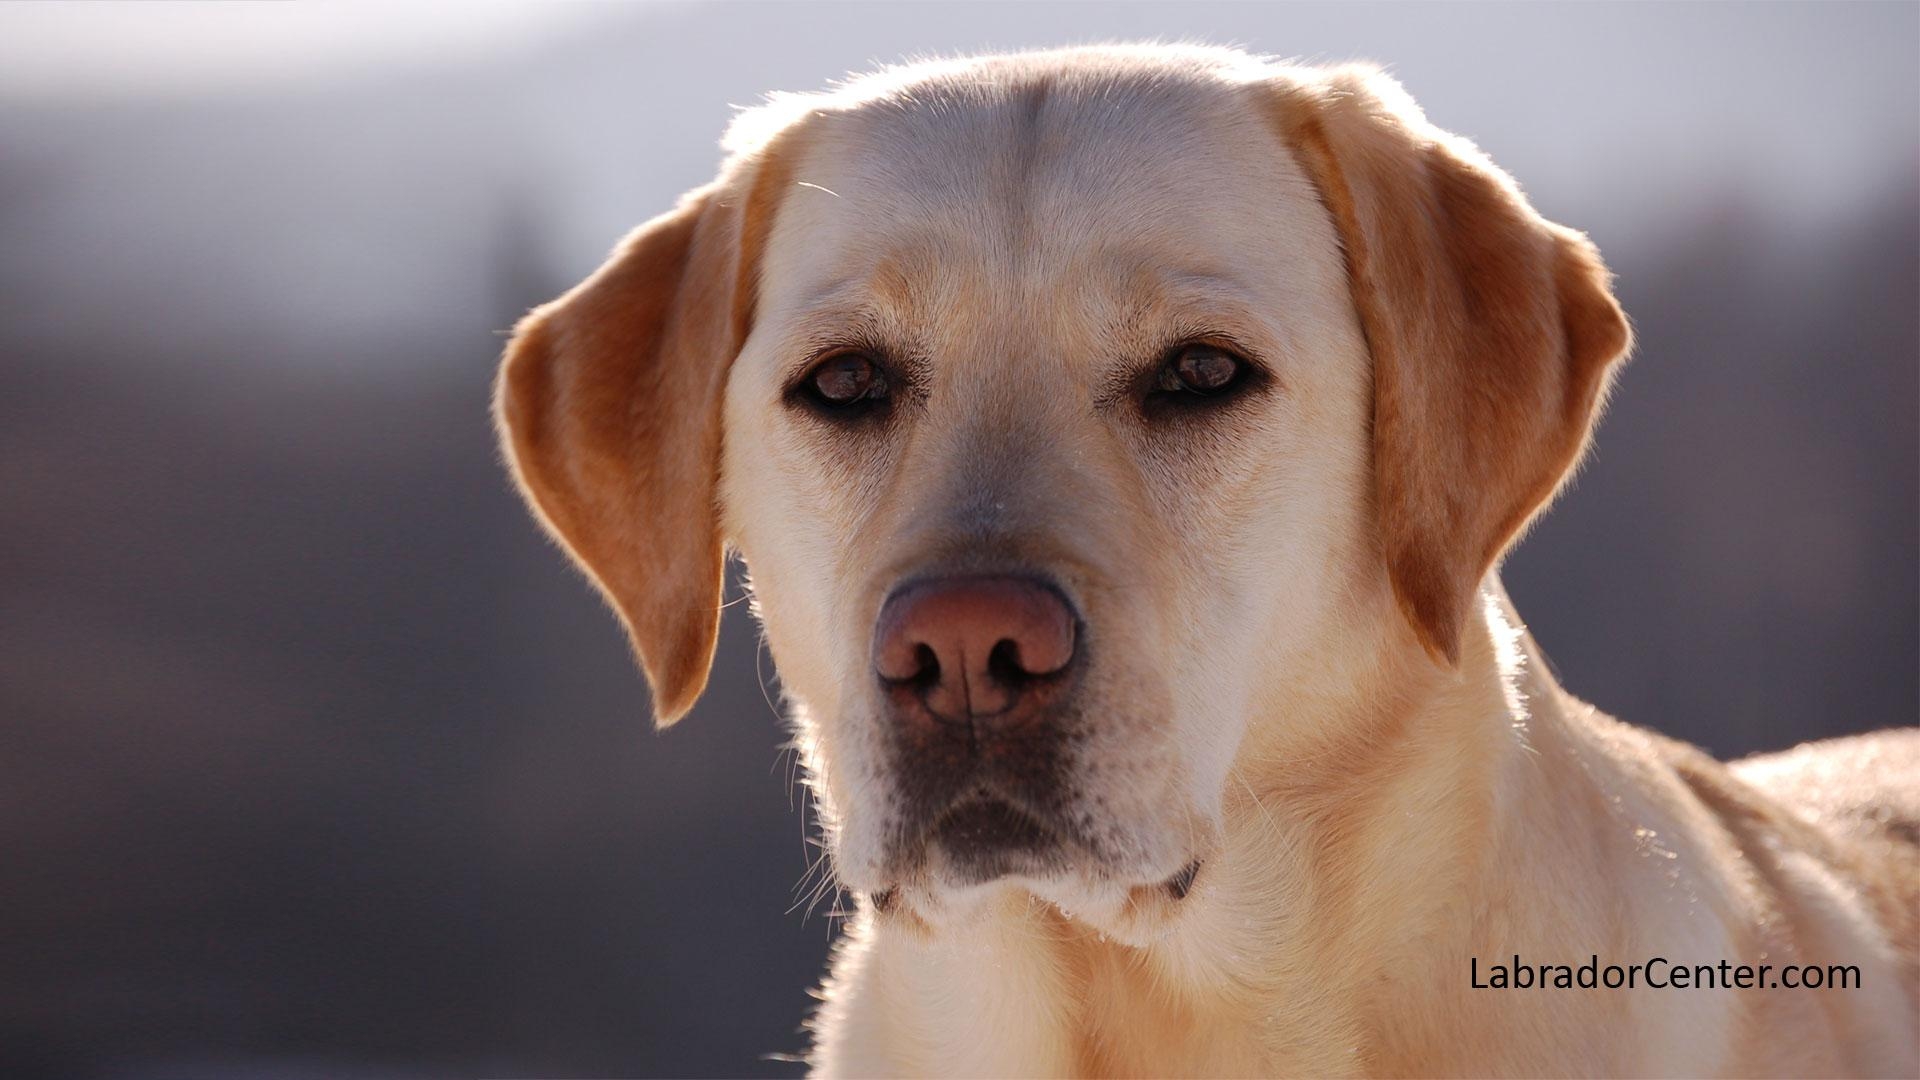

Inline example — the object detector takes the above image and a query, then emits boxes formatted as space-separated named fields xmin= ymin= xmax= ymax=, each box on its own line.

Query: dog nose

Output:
xmin=873 ymin=576 xmax=1077 ymax=720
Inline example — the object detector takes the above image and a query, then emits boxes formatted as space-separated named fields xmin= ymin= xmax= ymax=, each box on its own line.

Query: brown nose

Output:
xmin=873 ymin=576 xmax=1077 ymax=720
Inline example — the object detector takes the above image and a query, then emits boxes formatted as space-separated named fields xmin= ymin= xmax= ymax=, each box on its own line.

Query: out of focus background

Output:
xmin=2 ymin=3 xmax=1913 ymax=1076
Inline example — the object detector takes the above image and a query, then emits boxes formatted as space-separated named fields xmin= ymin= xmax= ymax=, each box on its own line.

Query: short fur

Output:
xmin=496 ymin=45 xmax=1919 ymax=1077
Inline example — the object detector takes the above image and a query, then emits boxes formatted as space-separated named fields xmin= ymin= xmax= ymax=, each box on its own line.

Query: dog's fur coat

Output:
xmin=496 ymin=46 xmax=1920 ymax=1077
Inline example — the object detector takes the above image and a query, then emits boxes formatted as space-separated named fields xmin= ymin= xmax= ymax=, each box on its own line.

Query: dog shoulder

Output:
xmin=1678 ymin=732 xmax=1920 ymax=1073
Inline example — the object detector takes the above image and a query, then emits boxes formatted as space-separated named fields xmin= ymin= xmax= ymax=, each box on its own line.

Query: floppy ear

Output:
xmin=1269 ymin=68 xmax=1632 ymax=664
xmin=494 ymin=180 xmax=755 ymax=725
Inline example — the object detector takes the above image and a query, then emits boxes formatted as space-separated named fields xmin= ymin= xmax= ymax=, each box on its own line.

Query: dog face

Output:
xmin=720 ymin=63 xmax=1375 ymax=923
xmin=496 ymin=47 xmax=1629 ymax=936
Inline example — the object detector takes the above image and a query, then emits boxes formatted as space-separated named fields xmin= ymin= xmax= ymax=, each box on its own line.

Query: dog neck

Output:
xmin=813 ymin=576 xmax=1653 ymax=1076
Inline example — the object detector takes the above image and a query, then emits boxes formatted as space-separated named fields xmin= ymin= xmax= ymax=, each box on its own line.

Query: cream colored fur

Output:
xmin=497 ymin=44 xmax=1919 ymax=1078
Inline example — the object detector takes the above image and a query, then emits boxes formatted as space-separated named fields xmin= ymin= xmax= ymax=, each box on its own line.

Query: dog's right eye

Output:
xmin=791 ymin=351 xmax=892 ymax=419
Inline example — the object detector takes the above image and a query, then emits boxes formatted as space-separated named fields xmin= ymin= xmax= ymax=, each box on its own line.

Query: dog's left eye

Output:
xmin=1153 ymin=343 xmax=1247 ymax=398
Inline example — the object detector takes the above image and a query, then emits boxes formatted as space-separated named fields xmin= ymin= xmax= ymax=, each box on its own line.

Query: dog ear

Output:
xmin=1268 ymin=68 xmax=1632 ymax=664
xmin=494 ymin=190 xmax=736 ymax=725
xmin=495 ymin=141 xmax=793 ymax=724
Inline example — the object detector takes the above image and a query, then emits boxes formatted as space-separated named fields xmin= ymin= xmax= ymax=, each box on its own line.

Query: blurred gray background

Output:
xmin=2 ymin=2 xmax=1914 ymax=1077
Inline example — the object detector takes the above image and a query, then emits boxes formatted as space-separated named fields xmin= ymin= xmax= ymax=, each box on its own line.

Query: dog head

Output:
xmin=496 ymin=46 xmax=1629 ymax=935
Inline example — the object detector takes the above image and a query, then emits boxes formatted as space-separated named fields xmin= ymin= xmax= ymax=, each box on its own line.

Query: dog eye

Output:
xmin=796 ymin=351 xmax=891 ymax=415
xmin=1154 ymin=343 xmax=1247 ymax=397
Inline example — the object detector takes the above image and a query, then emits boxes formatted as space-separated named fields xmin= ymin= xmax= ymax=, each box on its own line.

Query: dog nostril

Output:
xmin=911 ymin=643 xmax=941 ymax=687
xmin=987 ymin=638 xmax=1028 ymax=684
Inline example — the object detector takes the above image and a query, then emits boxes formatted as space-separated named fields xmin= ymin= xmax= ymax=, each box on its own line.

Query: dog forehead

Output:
xmin=750 ymin=65 xmax=1321 ymax=332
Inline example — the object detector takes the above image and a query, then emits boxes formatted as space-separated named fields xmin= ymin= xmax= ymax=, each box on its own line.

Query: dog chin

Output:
xmin=870 ymin=836 xmax=1209 ymax=946
xmin=871 ymin=868 xmax=1202 ymax=948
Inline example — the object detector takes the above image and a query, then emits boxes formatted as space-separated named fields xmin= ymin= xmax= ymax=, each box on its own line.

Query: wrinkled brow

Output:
xmin=766 ymin=258 xmax=1285 ymax=382
xmin=795 ymin=249 xmax=943 ymax=313
xmin=1098 ymin=267 xmax=1284 ymax=349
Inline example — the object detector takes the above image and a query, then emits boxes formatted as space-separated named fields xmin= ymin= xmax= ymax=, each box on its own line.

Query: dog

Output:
xmin=495 ymin=45 xmax=1919 ymax=1077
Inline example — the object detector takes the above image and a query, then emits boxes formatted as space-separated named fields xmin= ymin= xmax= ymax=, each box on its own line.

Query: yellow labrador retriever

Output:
xmin=495 ymin=45 xmax=1919 ymax=1077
